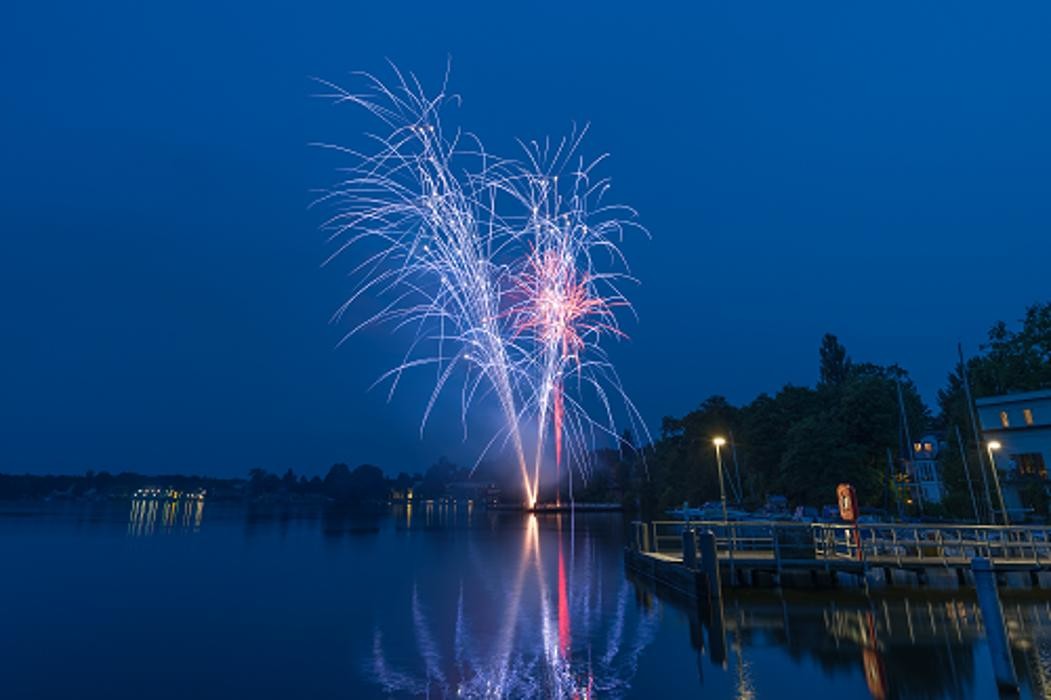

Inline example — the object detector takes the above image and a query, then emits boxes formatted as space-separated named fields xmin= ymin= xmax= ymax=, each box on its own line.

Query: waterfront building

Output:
xmin=908 ymin=433 xmax=946 ymax=505
xmin=976 ymin=389 xmax=1051 ymax=519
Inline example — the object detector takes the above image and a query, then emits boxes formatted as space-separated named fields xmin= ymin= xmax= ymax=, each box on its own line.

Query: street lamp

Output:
xmin=986 ymin=441 xmax=1010 ymax=526
xmin=713 ymin=437 xmax=729 ymax=525
xmin=713 ymin=436 xmax=735 ymax=574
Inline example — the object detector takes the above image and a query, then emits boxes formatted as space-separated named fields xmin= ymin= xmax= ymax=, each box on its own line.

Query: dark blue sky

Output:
xmin=3 ymin=2 xmax=1049 ymax=477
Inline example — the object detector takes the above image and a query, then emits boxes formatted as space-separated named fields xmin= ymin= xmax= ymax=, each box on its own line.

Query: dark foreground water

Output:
xmin=2 ymin=501 xmax=1050 ymax=699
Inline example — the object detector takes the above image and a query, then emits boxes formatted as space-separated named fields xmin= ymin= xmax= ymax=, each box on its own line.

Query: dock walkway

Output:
xmin=627 ymin=520 xmax=1051 ymax=594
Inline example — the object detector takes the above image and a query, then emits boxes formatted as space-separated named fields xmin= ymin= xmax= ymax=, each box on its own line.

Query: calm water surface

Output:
xmin=2 ymin=501 xmax=1050 ymax=698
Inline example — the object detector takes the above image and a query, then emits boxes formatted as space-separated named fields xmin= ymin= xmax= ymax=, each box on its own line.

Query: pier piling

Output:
xmin=698 ymin=530 xmax=722 ymax=601
xmin=972 ymin=557 xmax=1019 ymax=695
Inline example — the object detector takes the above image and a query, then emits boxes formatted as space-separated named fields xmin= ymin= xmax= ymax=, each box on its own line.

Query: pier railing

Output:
xmin=632 ymin=520 xmax=1051 ymax=568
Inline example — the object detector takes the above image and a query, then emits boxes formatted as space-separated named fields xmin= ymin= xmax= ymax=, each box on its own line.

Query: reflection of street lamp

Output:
xmin=713 ymin=437 xmax=729 ymax=525
xmin=986 ymin=441 xmax=1010 ymax=526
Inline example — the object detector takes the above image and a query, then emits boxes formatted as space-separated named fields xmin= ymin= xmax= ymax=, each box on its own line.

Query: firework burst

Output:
xmin=315 ymin=65 xmax=647 ymax=504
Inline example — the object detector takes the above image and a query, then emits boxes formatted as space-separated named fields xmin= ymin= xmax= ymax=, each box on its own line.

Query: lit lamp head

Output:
xmin=988 ymin=441 xmax=1002 ymax=451
xmin=713 ymin=437 xmax=727 ymax=448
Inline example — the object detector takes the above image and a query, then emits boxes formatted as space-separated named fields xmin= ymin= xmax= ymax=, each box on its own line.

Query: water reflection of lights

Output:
xmin=127 ymin=495 xmax=204 ymax=536
xmin=725 ymin=595 xmax=1051 ymax=699
xmin=395 ymin=500 xmax=476 ymax=531
xmin=370 ymin=514 xmax=659 ymax=698
xmin=731 ymin=627 xmax=755 ymax=700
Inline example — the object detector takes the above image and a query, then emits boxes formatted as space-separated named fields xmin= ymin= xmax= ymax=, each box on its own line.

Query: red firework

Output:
xmin=509 ymin=247 xmax=625 ymax=474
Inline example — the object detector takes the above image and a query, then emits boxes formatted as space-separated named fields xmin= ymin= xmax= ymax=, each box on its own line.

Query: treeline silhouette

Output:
xmin=0 ymin=457 xmax=477 ymax=506
xmin=614 ymin=301 xmax=1051 ymax=519
xmin=0 ymin=471 xmax=235 ymax=501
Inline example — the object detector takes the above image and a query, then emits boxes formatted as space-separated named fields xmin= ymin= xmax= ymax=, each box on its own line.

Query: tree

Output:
xmin=248 ymin=468 xmax=279 ymax=494
xmin=973 ymin=302 xmax=1051 ymax=395
xmin=633 ymin=333 xmax=931 ymax=513
xmin=818 ymin=333 xmax=852 ymax=388
xmin=347 ymin=464 xmax=387 ymax=502
xmin=416 ymin=457 xmax=464 ymax=498
xmin=737 ymin=386 xmax=819 ymax=499
xmin=779 ymin=414 xmax=869 ymax=506
xmin=323 ymin=463 xmax=353 ymax=501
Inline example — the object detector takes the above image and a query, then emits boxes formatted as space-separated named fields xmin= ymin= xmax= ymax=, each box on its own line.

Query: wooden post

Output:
xmin=772 ymin=524 xmax=783 ymax=585
xmin=682 ymin=527 xmax=697 ymax=569
xmin=698 ymin=530 xmax=722 ymax=601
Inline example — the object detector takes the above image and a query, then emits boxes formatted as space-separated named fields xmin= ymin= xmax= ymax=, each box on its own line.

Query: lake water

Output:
xmin=3 ymin=500 xmax=1051 ymax=698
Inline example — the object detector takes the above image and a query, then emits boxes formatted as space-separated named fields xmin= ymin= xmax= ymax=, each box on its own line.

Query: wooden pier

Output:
xmin=626 ymin=520 xmax=1051 ymax=595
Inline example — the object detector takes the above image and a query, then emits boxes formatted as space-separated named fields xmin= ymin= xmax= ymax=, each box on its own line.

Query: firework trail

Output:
xmin=499 ymin=148 xmax=641 ymax=501
xmin=312 ymin=66 xmax=536 ymax=504
xmin=315 ymin=65 xmax=647 ymax=504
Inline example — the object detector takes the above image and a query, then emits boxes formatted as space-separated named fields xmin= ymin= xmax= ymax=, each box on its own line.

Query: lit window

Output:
xmin=1024 ymin=408 xmax=1034 ymax=426
xmin=1000 ymin=411 xmax=1010 ymax=428
xmin=1017 ymin=453 xmax=1048 ymax=479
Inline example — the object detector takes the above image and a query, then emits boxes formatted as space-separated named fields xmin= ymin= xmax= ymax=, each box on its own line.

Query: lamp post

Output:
xmin=713 ymin=436 xmax=734 ymax=578
xmin=713 ymin=437 xmax=729 ymax=525
xmin=986 ymin=441 xmax=1010 ymax=526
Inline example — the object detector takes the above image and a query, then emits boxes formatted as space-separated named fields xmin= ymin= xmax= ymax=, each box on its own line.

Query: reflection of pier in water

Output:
xmin=631 ymin=567 xmax=1051 ymax=699
xmin=127 ymin=497 xmax=204 ymax=536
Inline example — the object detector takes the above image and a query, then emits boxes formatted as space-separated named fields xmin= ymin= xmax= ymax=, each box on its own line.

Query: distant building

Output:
xmin=446 ymin=481 xmax=500 ymax=504
xmin=908 ymin=433 xmax=946 ymax=505
xmin=976 ymin=389 xmax=1051 ymax=519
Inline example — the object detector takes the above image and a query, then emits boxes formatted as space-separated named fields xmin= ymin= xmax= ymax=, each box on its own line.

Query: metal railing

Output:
xmin=812 ymin=523 xmax=1051 ymax=565
xmin=631 ymin=520 xmax=1051 ymax=568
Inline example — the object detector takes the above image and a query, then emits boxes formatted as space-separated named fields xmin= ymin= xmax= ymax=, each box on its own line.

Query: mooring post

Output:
xmin=699 ymin=529 xmax=723 ymax=599
xmin=695 ymin=530 xmax=727 ymax=666
xmin=682 ymin=526 xmax=697 ymax=569
xmin=772 ymin=524 xmax=783 ymax=586
xmin=972 ymin=557 xmax=1018 ymax=694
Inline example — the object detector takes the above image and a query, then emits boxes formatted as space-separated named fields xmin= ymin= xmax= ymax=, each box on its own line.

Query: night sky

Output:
xmin=3 ymin=2 xmax=1050 ymax=477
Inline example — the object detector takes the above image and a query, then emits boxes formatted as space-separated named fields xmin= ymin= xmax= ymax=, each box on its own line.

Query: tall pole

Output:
xmin=897 ymin=378 xmax=923 ymax=514
xmin=986 ymin=443 xmax=1010 ymax=526
xmin=959 ymin=343 xmax=994 ymax=523
xmin=883 ymin=447 xmax=890 ymax=515
xmin=713 ymin=437 xmax=734 ymax=581
xmin=886 ymin=448 xmax=901 ymax=520
xmin=714 ymin=440 xmax=729 ymax=525
xmin=953 ymin=425 xmax=981 ymax=524
xmin=729 ymin=430 xmax=744 ymax=505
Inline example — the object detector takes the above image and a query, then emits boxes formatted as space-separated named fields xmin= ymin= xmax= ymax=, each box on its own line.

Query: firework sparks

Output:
xmin=315 ymin=65 xmax=647 ymax=505
xmin=508 ymin=245 xmax=624 ymax=502
xmin=369 ymin=515 xmax=660 ymax=698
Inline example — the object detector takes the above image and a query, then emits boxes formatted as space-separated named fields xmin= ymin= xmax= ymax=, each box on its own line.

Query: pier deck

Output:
xmin=627 ymin=520 xmax=1051 ymax=594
